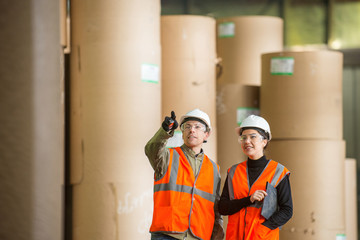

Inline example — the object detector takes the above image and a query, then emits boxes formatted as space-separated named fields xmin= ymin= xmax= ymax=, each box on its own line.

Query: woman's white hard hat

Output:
xmin=235 ymin=115 xmax=272 ymax=140
xmin=180 ymin=108 xmax=211 ymax=131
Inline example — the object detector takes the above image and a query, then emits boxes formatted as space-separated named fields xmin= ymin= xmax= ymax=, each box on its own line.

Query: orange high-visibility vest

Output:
xmin=226 ymin=160 xmax=290 ymax=240
xmin=150 ymin=147 xmax=221 ymax=240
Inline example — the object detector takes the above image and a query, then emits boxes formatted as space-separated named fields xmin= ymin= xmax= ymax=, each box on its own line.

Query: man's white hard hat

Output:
xmin=180 ymin=108 xmax=212 ymax=131
xmin=235 ymin=115 xmax=272 ymax=140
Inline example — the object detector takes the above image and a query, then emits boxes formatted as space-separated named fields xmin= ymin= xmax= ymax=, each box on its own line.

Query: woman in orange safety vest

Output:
xmin=219 ymin=115 xmax=293 ymax=240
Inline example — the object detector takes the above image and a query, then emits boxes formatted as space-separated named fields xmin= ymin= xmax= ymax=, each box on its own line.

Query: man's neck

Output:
xmin=184 ymin=144 xmax=202 ymax=155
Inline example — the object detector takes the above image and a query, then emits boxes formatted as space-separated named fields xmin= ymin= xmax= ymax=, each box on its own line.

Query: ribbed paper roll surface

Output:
xmin=70 ymin=0 xmax=161 ymax=239
xmin=216 ymin=83 xmax=259 ymax=182
xmin=216 ymin=16 xmax=283 ymax=86
xmin=0 ymin=2 xmax=63 ymax=240
xmin=261 ymin=51 xmax=343 ymax=140
xmin=345 ymin=158 xmax=358 ymax=240
xmin=267 ymin=140 xmax=345 ymax=240
xmin=161 ymin=15 xmax=217 ymax=161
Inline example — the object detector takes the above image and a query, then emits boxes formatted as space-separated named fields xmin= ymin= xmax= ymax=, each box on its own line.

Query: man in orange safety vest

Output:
xmin=145 ymin=109 xmax=224 ymax=240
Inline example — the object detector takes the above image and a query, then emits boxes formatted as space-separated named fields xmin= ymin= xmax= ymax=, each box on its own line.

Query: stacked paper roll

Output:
xmin=216 ymin=16 xmax=283 ymax=86
xmin=261 ymin=51 xmax=343 ymax=140
xmin=70 ymin=0 xmax=161 ymax=239
xmin=345 ymin=158 xmax=358 ymax=240
xmin=216 ymin=83 xmax=259 ymax=179
xmin=161 ymin=15 xmax=218 ymax=160
xmin=215 ymin=16 xmax=283 ymax=178
xmin=261 ymin=51 xmax=346 ymax=239
xmin=267 ymin=140 xmax=345 ymax=240
xmin=0 ymin=1 xmax=63 ymax=240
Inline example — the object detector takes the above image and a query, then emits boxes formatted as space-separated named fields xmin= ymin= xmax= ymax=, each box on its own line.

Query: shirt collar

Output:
xmin=181 ymin=144 xmax=204 ymax=158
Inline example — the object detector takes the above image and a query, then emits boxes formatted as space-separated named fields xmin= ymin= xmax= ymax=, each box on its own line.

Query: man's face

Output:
xmin=181 ymin=120 xmax=209 ymax=150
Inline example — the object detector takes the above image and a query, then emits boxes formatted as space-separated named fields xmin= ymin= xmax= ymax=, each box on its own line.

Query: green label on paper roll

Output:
xmin=270 ymin=57 xmax=294 ymax=75
xmin=141 ymin=63 xmax=159 ymax=83
xmin=237 ymin=107 xmax=260 ymax=126
xmin=335 ymin=234 xmax=346 ymax=240
xmin=218 ymin=22 xmax=235 ymax=38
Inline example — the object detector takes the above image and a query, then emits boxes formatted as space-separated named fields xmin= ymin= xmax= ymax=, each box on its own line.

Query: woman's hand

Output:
xmin=250 ymin=190 xmax=267 ymax=203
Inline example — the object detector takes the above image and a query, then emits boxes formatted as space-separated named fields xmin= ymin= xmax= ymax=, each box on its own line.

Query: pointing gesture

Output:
xmin=162 ymin=111 xmax=179 ymax=132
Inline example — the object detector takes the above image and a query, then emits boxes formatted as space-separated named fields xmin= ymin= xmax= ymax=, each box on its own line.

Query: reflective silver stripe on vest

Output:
xmin=209 ymin=157 xmax=221 ymax=198
xmin=248 ymin=162 xmax=286 ymax=208
xmin=271 ymin=162 xmax=285 ymax=187
xmin=227 ymin=164 xmax=238 ymax=200
xmin=249 ymin=162 xmax=286 ymax=208
xmin=153 ymin=149 xmax=218 ymax=203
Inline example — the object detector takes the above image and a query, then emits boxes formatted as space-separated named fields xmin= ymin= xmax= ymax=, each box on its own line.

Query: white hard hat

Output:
xmin=180 ymin=108 xmax=212 ymax=131
xmin=235 ymin=115 xmax=272 ymax=140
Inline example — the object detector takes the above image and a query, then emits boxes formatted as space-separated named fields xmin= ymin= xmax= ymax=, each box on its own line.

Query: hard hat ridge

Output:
xmin=180 ymin=108 xmax=212 ymax=131
xmin=235 ymin=115 xmax=272 ymax=140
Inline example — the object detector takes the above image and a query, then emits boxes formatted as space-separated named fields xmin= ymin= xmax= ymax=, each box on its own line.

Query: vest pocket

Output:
xmin=254 ymin=223 xmax=278 ymax=240
xmin=225 ymin=221 xmax=237 ymax=240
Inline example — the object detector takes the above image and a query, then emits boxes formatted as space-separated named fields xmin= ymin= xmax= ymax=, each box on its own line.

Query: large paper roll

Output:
xmin=161 ymin=15 xmax=218 ymax=160
xmin=216 ymin=83 xmax=259 ymax=180
xmin=216 ymin=16 xmax=283 ymax=86
xmin=267 ymin=140 xmax=346 ymax=240
xmin=345 ymin=158 xmax=358 ymax=240
xmin=260 ymin=51 xmax=343 ymax=140
xmin=70 ymin=1 xmax=161 ymax=239
xmin=0 ymin=1 xmax=63 ymax=240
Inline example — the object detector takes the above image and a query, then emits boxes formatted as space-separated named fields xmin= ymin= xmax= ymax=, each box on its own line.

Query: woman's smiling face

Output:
xmin=239 ymin=129 xmax=268 ymax=160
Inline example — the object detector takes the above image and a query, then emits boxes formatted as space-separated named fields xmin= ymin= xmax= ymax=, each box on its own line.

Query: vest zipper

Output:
xmin=187 ymin=154 xmax=203 ymax=239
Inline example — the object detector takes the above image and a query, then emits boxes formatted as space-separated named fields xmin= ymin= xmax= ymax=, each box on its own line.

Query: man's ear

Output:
xmin=203 ymin=131 xmax=210 ymax=141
